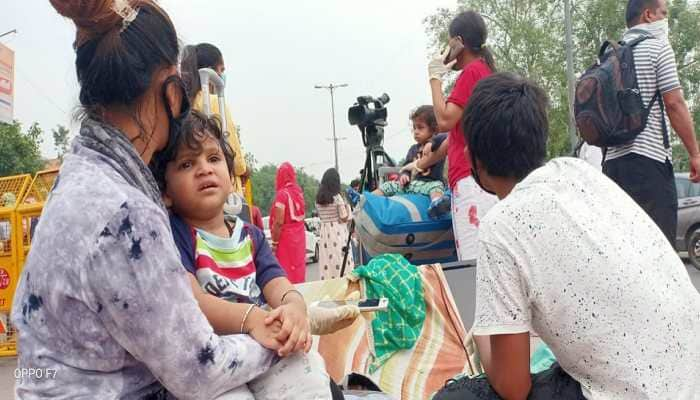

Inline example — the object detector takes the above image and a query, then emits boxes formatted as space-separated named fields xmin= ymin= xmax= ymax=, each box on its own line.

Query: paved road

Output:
xmin=1 ymin=261 xmax=698 ymax=399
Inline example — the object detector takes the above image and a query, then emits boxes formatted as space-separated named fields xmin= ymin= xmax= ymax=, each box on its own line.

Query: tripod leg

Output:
xmin=340 ymin=150 xmax=372 ymax=276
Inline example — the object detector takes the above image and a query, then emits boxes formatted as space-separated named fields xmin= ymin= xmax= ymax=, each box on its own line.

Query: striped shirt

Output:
xmin=605 ymin=27 xmax=681 ymax=164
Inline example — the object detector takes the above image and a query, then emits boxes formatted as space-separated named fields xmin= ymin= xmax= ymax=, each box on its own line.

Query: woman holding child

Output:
xmin=12 ymin=1 xmax=335 ymax=398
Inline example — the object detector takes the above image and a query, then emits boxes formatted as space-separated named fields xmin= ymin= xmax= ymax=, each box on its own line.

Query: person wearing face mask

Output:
xmin=416 ymin=10 xmax=498 ymax=262
xmin=181 ymin=43 xmax=249 ymax=197
xmin=603 ymin=0 xmax=700 ymax=246
xmin=11 ymin=1 xmax=287 ymax=398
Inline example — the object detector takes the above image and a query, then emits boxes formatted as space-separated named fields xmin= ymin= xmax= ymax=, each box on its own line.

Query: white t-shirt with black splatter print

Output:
xmin=473 ymin=157 xmax=700 ymax=399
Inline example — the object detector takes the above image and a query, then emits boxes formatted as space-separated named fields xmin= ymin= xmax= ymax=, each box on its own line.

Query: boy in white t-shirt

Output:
xmin=434 ymin=73 xmax=700 ymax=400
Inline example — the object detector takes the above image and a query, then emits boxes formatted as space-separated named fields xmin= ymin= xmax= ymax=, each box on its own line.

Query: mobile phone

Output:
xmin=315 ymin=298 xmax=389 ymax=312
xmin=444 ymin=37 xmax=464 ymax=65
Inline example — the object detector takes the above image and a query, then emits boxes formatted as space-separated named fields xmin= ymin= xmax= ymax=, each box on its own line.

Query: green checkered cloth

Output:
xmin=351 ymin=253 xmax=426 ymax=373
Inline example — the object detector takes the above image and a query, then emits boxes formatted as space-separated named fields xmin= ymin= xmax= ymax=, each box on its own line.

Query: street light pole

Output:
xmin=315 ymin=83 xmax=348 ymax=174
xmin=564 ymin=0 xmax=577 ymax=151
xmin=0 ymin=29 xmax=17 ymax=39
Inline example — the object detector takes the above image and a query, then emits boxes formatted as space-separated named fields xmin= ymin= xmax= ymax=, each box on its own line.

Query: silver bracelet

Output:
xmin=280 ymin=289 xmax=303 ymax=305
xmin=240 ymin=304 xmax=256 ymax=334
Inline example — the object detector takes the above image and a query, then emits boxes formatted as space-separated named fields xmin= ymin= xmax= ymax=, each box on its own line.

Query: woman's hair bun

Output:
xmin=49 ymin=0 xmax=124 ymax=48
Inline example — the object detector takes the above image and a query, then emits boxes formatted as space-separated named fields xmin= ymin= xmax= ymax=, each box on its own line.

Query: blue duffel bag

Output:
xmin=354 ymin=192 xmax=457 ymax=265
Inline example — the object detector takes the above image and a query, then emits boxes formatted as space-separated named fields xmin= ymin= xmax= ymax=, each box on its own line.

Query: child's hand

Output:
xmin=247 ymin=308 xmax=284 ymax=351
xmin=399 ymin=175 xmax=411 ymax=186
xmin=264 ymin=303 xmax=312 ymax=357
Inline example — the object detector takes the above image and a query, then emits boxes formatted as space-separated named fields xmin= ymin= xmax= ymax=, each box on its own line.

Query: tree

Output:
xmin=52 ymin=125 xmax=71 ymax=161
xmin=250 ymin=162 xmax=320 ymax=217
xmin=0 ymin=121 xmax=45 ymax=176
xmin=424 ymin=0 xmax=700 ymax=167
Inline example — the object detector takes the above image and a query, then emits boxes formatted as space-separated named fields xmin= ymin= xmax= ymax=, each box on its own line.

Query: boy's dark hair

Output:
xmin=181 ymin=43 xmax=225 ymax=100
xmin=410 ymin=105 xmax=438 ymax=134
xmin=151 ymin=110 xmax=235 ymax=190
xmin=463 ymin=72 xmax=548 ymax=181
xmin=50 ymin=0 xmax=179 ymax=120
xmin=449 ymin=11 xmax=496 ymax=72
xmin=316 ymin=168 xmax=342 ymax=205
xmin=626 ymin=0 xmax=660 ymax=27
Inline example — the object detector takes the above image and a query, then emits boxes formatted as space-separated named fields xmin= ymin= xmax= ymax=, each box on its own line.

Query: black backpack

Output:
xmin=574 ymin=36 xmax=668 ymax=149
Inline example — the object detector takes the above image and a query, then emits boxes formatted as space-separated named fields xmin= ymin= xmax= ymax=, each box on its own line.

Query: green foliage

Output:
xmin=250 ymin=163 xmax=320 ymax=217
xmin=52 ymin=125 xmax=71 ymax=161
xmin=0 ymin=121 xmax=45 ymax=176
xmin=424 ymin=0 xmax=700 ymax=167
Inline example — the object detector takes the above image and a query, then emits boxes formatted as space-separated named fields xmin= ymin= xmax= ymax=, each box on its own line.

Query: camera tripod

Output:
xmin=339 ymin=126 xmax=395 ymax=277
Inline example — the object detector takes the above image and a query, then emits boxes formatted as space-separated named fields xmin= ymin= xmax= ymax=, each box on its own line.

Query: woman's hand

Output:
xmin=399 ymin=174 xmax=411 ymax=186
xmin=246 ymin=307 xmax=284 ymax=351
xmin=264 ymin=302 xmax=312 ymax=357
xmin=422 ymin=142 xmax=433 ymax=158
xmin=428 ymin=45 xmax=456 ymax=82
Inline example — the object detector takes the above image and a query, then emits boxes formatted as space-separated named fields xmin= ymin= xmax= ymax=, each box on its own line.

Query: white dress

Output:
xmin=316 ymin=194 xmax=354 ymax=280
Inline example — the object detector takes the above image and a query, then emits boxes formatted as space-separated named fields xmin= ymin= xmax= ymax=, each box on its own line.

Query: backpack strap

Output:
xmin=653 ymin=90 xmax=671 ymax=152
xmin=598 ymin=40 xmax=620 ymax=60
xmin=621 ymin=34 xmax=652 ymax=48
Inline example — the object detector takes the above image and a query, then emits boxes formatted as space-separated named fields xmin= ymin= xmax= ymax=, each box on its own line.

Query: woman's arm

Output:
xmin=270 ymin=204 xmax=285 ymax=248
xmin=87 ymin=204 xmax=276 ymax=398
xmin=416 ymin=137 xmax=449 ymax=170
xmin=336 ymin=195 xmax=351 ymax=223
xmin=430 ymin=79 xmax=465 ymax=132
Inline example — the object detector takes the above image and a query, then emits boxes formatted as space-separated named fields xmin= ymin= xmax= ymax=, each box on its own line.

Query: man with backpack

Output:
xmin=597 ymin=0 xmax=699 ymax=245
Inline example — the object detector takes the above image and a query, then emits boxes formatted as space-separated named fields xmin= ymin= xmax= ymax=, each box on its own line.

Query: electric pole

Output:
xmin=564 ymin=0 xmax=577 ymax=151
xmin=314 ymin=83 xmax=348 ymax=174
xmin=0 ymin=30 xmax=17 ymax=39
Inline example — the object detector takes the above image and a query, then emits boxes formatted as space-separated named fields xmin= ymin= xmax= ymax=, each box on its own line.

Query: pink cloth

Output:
xmin=270 ymin=162 xmax=307 ymax=283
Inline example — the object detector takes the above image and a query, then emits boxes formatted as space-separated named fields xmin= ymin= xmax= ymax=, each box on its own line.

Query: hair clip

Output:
xmin=112 ymin=0 xmax=140 ymax=32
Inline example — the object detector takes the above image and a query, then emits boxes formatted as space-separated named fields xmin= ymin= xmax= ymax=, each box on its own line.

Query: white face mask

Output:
xmin=641 ymin=18 xmax=669 ymax=42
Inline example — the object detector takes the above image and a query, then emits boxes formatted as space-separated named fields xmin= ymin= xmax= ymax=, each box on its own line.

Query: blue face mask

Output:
xmin=219 ymin=72 xmax=227 ymax=86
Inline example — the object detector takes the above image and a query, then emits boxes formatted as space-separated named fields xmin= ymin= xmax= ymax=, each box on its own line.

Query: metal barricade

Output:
xmin=0 ymin=173 xmax=32 ymax=357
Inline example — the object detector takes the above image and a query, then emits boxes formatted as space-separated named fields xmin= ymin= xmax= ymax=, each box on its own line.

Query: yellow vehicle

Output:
xmin=0 ymin=169 xmax=58 ymax=357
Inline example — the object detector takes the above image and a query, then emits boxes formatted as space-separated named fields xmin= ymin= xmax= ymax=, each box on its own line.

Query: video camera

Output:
xmin=348 ymin=94 xmax=389 ymax=148
xmin=348 ymin=93 xmax=390 ymax=128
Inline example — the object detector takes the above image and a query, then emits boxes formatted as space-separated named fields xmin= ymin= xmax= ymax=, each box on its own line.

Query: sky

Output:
xmin=1 ymin=0 xmax=457 ymax=182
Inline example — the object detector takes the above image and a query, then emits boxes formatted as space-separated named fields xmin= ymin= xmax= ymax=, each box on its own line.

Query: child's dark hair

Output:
xmin=410 ymin=105 xmax=438 ymax=133
xmin=49 ymin=0 xmax=179 ymax=120
xmin=463 ymin=72 xmax=548 ymax=181
xmin=181 ymin=43 xmax=224 ymax=100
xmin=151 ymin=110 xmax=235 ymax=190
xmin=316 ymin=168 xmax=342 ymax=205
xmin=449 ymin=11 xmax=496 ymax=72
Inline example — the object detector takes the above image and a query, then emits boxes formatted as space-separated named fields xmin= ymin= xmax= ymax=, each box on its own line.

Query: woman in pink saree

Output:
xmin=270 ymin=162 xmax=307 ymax=283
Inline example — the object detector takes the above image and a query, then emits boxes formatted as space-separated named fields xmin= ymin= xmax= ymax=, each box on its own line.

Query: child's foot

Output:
xmin=428 ymin=193 xmax=451 ymax=219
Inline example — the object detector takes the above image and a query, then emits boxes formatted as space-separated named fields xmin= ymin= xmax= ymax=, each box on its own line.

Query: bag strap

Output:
xmin=598 ymin=40 xmax=620 ymax=60
xmin=621 ymin=34 xmax=651 ymax=48
xmin=653 ymin=90 xmax=671 ymax=152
